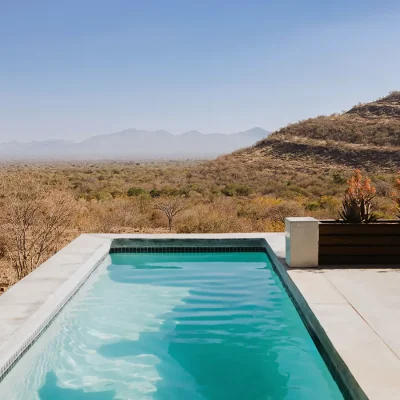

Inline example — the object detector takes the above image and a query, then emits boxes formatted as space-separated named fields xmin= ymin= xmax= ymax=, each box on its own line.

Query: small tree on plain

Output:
xmin=154 ymin=198 xmax=185 ymax=232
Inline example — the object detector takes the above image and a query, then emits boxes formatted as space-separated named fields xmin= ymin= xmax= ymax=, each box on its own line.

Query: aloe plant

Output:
xmin=339 ymin=192 xmax=377 ymax=223
xmin=339 ymin=169 xmax=377 ymax=223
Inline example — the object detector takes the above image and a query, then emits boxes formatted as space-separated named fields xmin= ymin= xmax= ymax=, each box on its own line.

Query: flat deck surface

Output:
xmin=286 ymin=266 xmax=400 ymax=399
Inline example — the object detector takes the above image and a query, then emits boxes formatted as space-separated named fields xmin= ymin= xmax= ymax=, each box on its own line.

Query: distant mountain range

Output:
xmin=0 ymin=127 xmax=270 ymax=161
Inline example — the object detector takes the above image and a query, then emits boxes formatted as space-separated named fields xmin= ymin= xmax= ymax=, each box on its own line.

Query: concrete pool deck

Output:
xmin=0 ymin=233 xmax=400 ymax=399
xmin=287 ymin=267 xmax=400 ymax=399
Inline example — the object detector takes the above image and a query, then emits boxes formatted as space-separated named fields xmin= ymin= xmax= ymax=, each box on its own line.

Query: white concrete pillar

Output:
xmin=285 ymin=217 xmax=319 ymax=268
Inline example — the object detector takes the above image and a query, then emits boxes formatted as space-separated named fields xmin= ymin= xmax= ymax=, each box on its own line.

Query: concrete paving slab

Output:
xmin=287 ymin=265 xmax=400 ymax=399
xmin=310 ymin=303 xmax=400 ymax=399
xmin=286 ymin=269 xmax=348 ymax=305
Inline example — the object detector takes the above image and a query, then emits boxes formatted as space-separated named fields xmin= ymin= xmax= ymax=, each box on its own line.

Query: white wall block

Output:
xmin=285 ymin=217 xmax=319 ymax=268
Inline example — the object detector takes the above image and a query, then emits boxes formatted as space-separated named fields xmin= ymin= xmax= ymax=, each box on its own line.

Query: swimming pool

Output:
xmin=0 ymin=251 xmax=343 ymax=399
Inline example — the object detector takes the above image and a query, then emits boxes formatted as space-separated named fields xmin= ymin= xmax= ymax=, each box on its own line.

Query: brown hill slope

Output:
xmin=225 ymin=91 xmax=400 ymax=172
xmin=347 ymin=91 xmax=400 ymax=121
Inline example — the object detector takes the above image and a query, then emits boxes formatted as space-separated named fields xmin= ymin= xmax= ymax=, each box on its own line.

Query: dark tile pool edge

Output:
xmin=110 ymin=246 xmax=267 ymax=253
xmin=263 ymin=240 xmax=368 ymax=400
xmin=109 ymin=238 xmax=267 ymax=250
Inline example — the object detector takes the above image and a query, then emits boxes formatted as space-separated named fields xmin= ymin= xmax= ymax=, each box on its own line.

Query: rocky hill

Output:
xmin=226 ymin=92 xmax=400 ymax=172
xmin=347 ymin=91 xmax=400 ymax=120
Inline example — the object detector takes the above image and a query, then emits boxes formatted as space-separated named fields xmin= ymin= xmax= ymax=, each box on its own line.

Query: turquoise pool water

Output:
xmin=0 ymin=252 xmax=343 ymax=399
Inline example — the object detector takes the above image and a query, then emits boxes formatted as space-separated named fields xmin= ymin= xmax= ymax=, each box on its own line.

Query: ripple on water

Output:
xmin=0 ymin=252 xmax=343 ymax=400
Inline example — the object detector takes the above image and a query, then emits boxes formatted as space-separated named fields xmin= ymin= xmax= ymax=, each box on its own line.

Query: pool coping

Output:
xmin=0 ymin=233 xmax=367 ymax=398
xmin=265 ymin=241 xmax=367 ymax=400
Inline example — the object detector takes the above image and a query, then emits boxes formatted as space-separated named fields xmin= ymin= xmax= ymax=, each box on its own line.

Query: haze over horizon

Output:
xmin=0 ymin=127 xmax=270 ymax=160
xmin=1 ymin=1 xmax=400 ymax=142
xmin=0 ymin=127 xmax=269 ymax=144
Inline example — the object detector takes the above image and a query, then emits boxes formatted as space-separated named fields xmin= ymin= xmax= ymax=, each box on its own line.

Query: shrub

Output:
xmin=0 ymin=176 xmax=76 ymax=279
xmin=235 ymin=185 xmax=252 ymax=196
xmin=149 ymin=188 xmax=161 ymax=198
xmin=176 ymin=198 xmax=251 ymax=233
xmin=394 ymin=172 xmax=400 ymax=218
xmin=94 ymin=190 xmax=113 ymax=201
xmin=332 ymin=172 xmax=347 ymax=185
xmin=221 ymin=184 xmax=252 ymax=197
xmin=0 ymin=235 xmax=7 ymax=258
xmin=238 ymin=197 xmax=305 ymax=228
xmin=305 ymin=196 xmax=339 ymax=212
xmin=305 ymin=202 xmax=319 ymax=211
xmin=339 ymin=169 xmax=377 ymax=223
xmin=127 ymin=187 xmax=146 ymax=197
xmin=221 ymin=185 xmax=235 ymax=197
xmin=161 ymin=187 xmax=180 ymax=196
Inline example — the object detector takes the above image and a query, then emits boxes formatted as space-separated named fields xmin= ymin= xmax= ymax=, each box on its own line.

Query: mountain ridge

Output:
xmin=0 ymin=128 xmax=270 ymax=161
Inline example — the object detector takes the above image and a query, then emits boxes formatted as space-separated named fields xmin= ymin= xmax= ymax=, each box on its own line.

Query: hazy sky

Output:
xmin=1 ymin=0 xmax=400 ymax=142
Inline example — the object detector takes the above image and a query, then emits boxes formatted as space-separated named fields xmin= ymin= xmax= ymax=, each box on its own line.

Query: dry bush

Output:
xmin=176 ymin=198 xmax=253 ymax=233
xmin=76 ymin=197 xmax=152 ymax=233
xmin=394 ymin=172 xmax=400 ymax=218
xmin=0 ymin=259 xmax=16 ymax=293
xmin=0 ymin=235 xmax=7 ymax=258
xmin=0 ymin=176 xmax=76 ymax=279
xmin=239 ymin=197 xmax=305 ymax=226
xmin=373 ymin=196 xmax=398 ymax=219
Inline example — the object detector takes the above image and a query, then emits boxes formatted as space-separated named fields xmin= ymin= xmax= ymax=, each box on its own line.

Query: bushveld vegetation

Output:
xmin=0 ymin=160 xmax=398 ymax=293
xmin=395 ymin=172 xmax=400 ymax=218
xmin=0 ymin=92 xmax=399 ymax=293
xmin=273 ymin=114 xmax=400 ymax=147
xmin=0 ymin=175 xmax=75 ymax=280
xmin=273 ymin=91 xmax=400 ymax=147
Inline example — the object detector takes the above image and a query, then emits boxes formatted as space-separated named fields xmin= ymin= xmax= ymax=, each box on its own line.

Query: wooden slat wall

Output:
xmin=318 ymin=222 xmax=400 ymax=265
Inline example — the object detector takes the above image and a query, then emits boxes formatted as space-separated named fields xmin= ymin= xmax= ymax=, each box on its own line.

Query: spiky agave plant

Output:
xmin=339 ymin=169 xmax=377 ymax=223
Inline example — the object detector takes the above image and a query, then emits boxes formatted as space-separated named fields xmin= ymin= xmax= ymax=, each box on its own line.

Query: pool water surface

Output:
xmin=0 ymin=252 xmax=343 ymax=399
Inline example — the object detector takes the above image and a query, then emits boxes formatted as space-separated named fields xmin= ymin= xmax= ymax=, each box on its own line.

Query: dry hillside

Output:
xmin=226 ymin=91 xmax=400 ymax=172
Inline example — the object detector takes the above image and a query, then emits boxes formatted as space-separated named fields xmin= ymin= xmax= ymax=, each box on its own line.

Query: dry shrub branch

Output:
xmin=0 ymin=175 xmax=75 ymax=279
xmin=154 ymin=197 xmax=186 ymax=232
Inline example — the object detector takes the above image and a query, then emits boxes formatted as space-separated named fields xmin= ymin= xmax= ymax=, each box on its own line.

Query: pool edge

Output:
xmin=264 ymin=239 xmax=368 ymax=400
xmin=0 ymin=233 xmax=365 ymax=400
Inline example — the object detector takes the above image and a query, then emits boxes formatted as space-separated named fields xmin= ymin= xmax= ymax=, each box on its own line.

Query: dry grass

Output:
xmin=268 ymin=91 xmax=400 ymax=147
